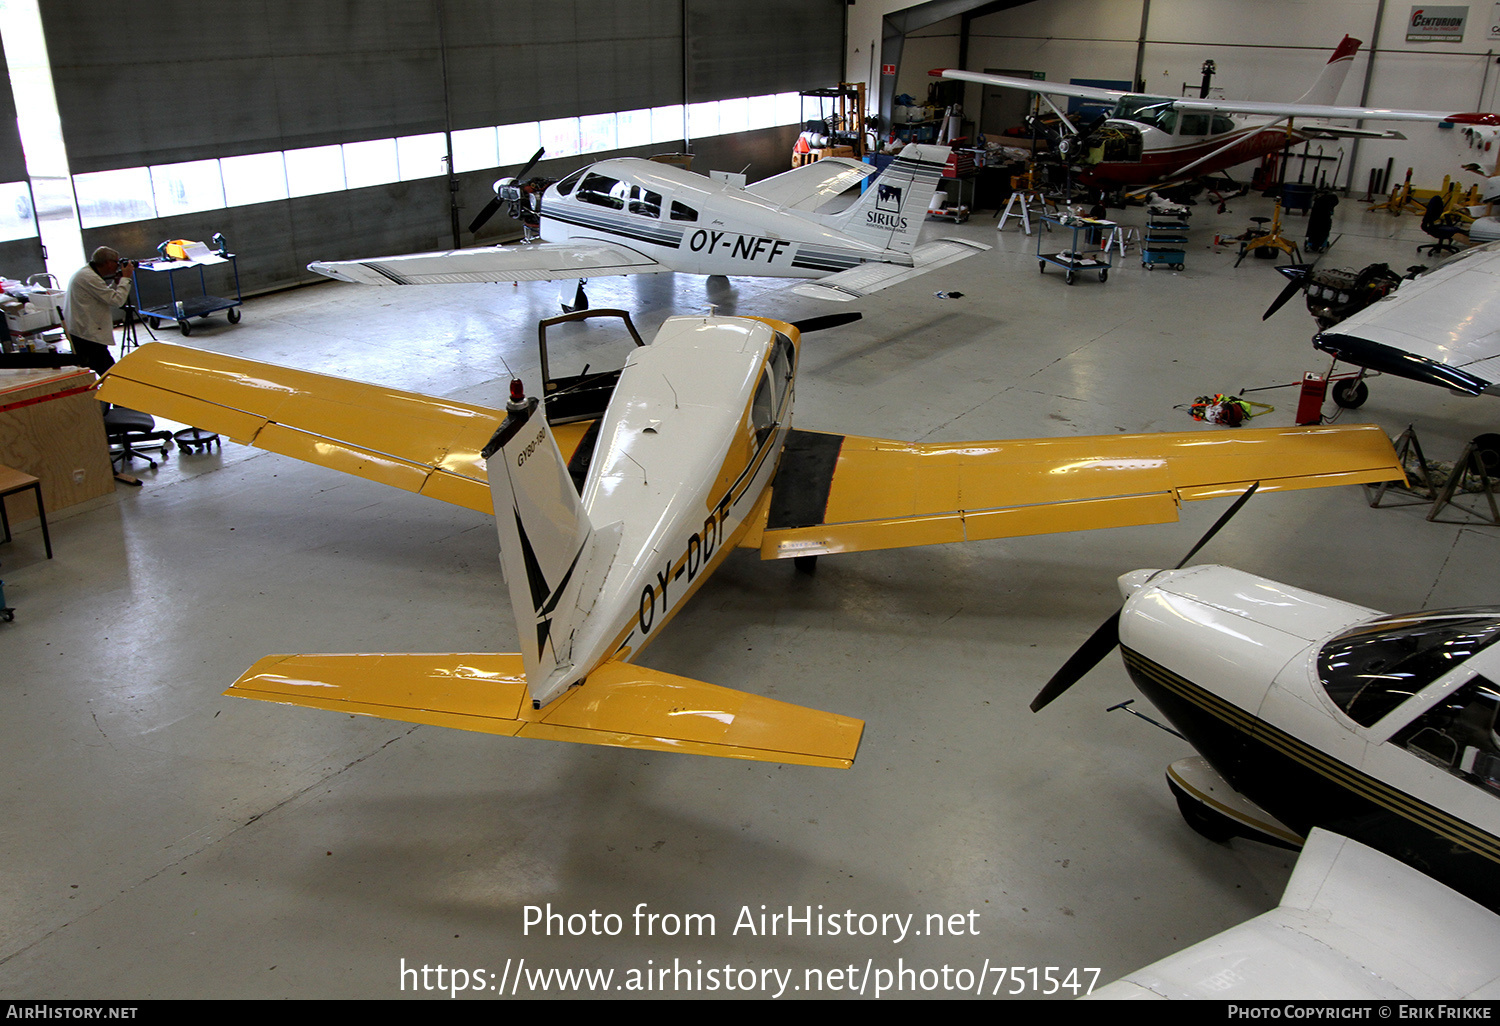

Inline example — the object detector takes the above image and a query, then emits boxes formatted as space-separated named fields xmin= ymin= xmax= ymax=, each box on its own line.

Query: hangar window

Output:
xmin=1317 ymin=611 xmax=1500 ymax=727
xmin=1390 ymin=675 xmax=1500 ymax=795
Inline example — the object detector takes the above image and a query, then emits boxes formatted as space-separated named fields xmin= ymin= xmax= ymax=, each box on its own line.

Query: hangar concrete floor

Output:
xmin=2 ymin=192 xmax=1496 ymax=999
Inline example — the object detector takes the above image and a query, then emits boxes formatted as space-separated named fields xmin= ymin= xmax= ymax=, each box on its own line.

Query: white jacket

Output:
xmin=63 ymin=266 xmax=133 ymax=346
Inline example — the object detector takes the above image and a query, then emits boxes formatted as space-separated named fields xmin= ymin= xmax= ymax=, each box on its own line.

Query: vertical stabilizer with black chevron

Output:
xmin=482 ymin=382 xmax=616 ymax=707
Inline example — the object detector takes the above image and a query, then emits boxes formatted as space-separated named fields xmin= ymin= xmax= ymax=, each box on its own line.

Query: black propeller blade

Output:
xmin=1262 ymin=264 xmax=1312 ymax=321
xmin=1029 ymin=481 xmax=1260 ymax=713
xmin=1261 ymin=234 xmax=1339 ymax=321
xmin=511 ymin=145 xmax=545 ymax=185
xmin=467 ymin=196 xmax=504 ymax=235
xmin=790 ymin=312 xmax=862 ymax=334
xmin=468 ymin=146 xmax=546 ymax=235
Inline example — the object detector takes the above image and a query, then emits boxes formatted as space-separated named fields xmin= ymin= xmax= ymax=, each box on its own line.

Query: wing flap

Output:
xmin=310 ymin=241 xmax=667 ymax=286
xmin=762 ymin=424 xmax=1401 ymax=558
xmin=230 ymin=654 xmax=863 ymax=768
xmin=99 ymin=343 xmax=498 ymax=513
xmin=790 ymin=238 xmax=989 ymax=301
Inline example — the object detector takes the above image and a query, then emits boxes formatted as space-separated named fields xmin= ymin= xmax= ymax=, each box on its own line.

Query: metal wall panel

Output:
xmin=44 ymin=0 xmax=446 ymax=173
xmin=42 ymin=2 xmax=844 ymax=291
xmin=443 ymin=0 xmax=682 ymax=125
xmin=685 ymin=0 xmax=843 ymax=102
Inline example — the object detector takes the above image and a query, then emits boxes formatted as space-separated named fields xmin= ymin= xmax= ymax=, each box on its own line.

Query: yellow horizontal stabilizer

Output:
xmin=228 ymin=653 xmax=862 ymax=768
xmin=761 ymin=423 xmax=1402 ymax=558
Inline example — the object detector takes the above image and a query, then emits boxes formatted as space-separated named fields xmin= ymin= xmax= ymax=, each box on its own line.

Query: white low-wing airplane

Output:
xmin=309 ymin=144 xmax=988 ymax=305
xmin=934 ymin=36 xmax=1496 ymax=191
xmin=1313 ymin=240 xmax=1500 ymax=402
xmin=1038 ymin=562 xmax=1500 ymax=998
xmin=97 ymin=313 xmax=1404 ymax=768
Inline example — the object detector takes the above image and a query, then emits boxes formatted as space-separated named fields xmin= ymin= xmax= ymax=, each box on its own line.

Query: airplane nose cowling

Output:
xmin=1116 ymin=565 xmax=1375 ymax=722
xmin=1117 ymin=568 xmax=1160 ymax=601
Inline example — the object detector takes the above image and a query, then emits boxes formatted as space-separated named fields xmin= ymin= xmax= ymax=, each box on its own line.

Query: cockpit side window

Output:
xmin=670 ymin=201 xmax=698 ymax=222
xmin=1317 ymin=612 xmax=1500 ymax=727
xmin=628 ymin=186 xmax=662 ymax=218
xmin=577 ymin=173 xmax=626 ymax=210
xmin=1177 ymin=112 xmax=1210 ymax=136
xmin=554 ymin=168 xmax=587 ymax=196
xmin=750 ymin=369 xmax=776 ymax=447
xmin=1390 ymin=675 xmax=1500 ymax=795
xmin=1210 ymin=115 xmax=1235 ymax=135
xmin=769 ymin=333 xmax=794 ymax=413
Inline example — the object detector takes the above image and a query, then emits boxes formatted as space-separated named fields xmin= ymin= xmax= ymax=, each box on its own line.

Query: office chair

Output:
xmin=103 ymin=405 xmax=173 ymax=470
xmin=1418 ymin=195 xmax=1467 ymax=257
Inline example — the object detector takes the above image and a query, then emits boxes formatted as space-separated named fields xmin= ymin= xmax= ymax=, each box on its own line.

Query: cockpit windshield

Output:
xmin=1112 ymin=95 xmax=1176 ymax=129
xmin=1317 ymin=610 xmax=1500 ymax=727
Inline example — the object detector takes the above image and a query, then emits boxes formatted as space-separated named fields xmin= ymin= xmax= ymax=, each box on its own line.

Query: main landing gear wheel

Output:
xmin=1332 ymin=379 xmax=1368 ymax=408
xmin=794 ymin=556 xmax=818 ymax=575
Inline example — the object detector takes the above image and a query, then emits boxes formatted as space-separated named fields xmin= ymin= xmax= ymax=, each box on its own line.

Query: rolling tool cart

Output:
xmin=136 ymin=247 xmax=243 ymax=336
xmin=1037 ymin=213 xmax=1115 ymax=284
xmin=1142 ymin=199 xmax=1191 ymax=270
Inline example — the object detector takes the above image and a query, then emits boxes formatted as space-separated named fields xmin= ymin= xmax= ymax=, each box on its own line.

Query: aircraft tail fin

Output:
xmin=482 ymin=385 xmax=606 ymax=706
xmin=827 ymin=144 xmax=951 ymax=256
xmin=1295 ymin=36 xmax=1362 ymax=107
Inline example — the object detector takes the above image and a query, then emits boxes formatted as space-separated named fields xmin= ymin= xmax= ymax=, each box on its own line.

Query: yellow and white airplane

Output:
xmin=98 ymin=312 xmax=1404 ymax=770
xmin=308 ymin=145 xmax=989 ymax=305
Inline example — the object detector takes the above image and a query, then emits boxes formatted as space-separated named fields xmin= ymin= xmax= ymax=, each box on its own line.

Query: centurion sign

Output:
xmin=1408 ymin=5 xmax=1469 ymax=42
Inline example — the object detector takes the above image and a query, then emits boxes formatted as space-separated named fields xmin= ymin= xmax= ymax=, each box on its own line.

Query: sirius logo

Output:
xmin=877 ymin=184 xmax=903 ymax=211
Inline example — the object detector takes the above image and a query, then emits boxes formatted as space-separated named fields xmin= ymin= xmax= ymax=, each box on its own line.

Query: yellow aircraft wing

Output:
xmin=102 ymin=344 xmax=1402 ymax=562
xmin=229 ymin=653 xmax=862 ymax=769
xmin=750 ymin=426 xmax=1403 ymax=559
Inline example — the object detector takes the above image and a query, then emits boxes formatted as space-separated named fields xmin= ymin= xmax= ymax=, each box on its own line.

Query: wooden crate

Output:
xmin=0 ymin=368 xmax=114 ymax=521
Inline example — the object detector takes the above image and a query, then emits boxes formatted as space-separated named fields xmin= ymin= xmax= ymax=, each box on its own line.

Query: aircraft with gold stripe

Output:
xmin=1038 ymin=564 xmax=1500 ymax=998
xmin=98 ymin=312 xmax=1405 ymax=770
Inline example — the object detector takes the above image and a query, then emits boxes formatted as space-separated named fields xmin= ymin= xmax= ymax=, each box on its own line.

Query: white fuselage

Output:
xmin=561 ymin=316 xmax=795 ymax=676
xmin=538 ymin=158 xmax=891 ymax=279
xmin=1119 ymin=565 xmax=1500 ymax=896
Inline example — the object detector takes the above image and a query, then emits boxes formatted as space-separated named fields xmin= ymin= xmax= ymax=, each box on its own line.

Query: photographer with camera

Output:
xmin=62 ymin=246 xmax=135 ymax=377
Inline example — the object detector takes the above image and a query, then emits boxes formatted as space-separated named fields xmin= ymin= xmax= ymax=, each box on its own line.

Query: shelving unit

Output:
xmin=1142 ymin=199 xmax=1191 ymax=271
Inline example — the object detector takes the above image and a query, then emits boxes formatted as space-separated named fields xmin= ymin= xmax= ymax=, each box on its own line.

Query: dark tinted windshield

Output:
xmin=1318 ymin=611 xmax=1500 ymax=727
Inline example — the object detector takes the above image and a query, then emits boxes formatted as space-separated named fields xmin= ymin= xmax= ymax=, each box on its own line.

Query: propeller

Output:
xmin=468 ymin=146 xmax=546 ymax=234
xmin=1261 ymin=234 xmax=1339 ymax=321
xmin=1029 ymin=481 xmax=1260 ymax=713
xmin=790 ymin=312 xmax=862 ymax=334
xmin=1262 ymin=263 xmax=1313 ymax=320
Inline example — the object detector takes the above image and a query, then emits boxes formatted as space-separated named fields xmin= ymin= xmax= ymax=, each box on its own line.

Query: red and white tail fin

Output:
xmin=1295 ymin=36 xmax=1361 ymax=106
